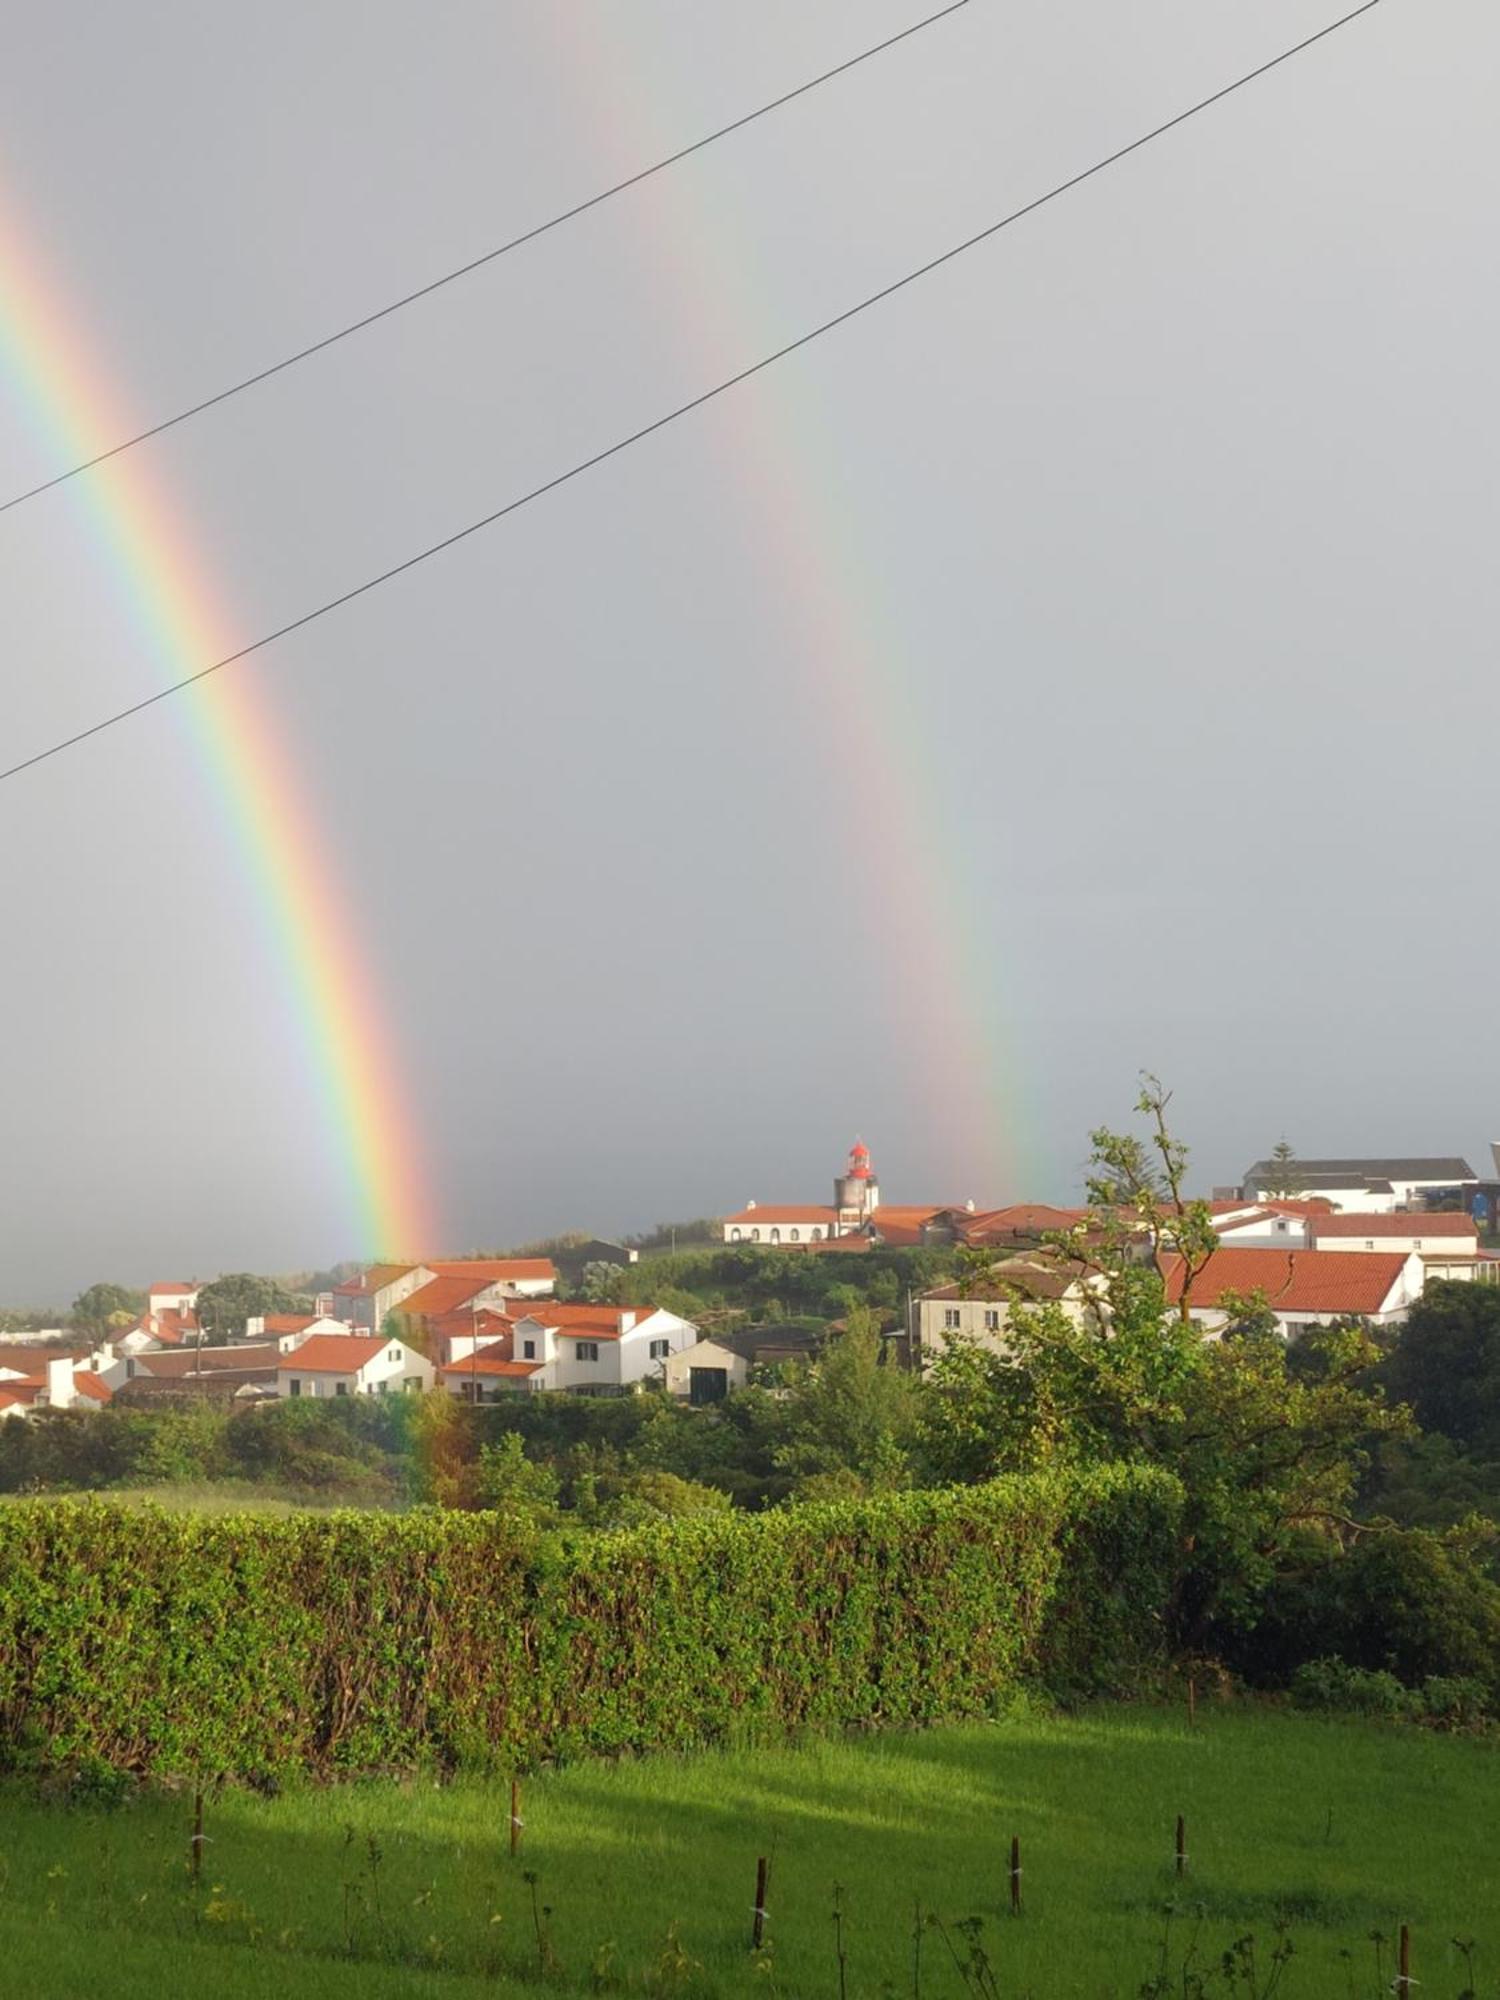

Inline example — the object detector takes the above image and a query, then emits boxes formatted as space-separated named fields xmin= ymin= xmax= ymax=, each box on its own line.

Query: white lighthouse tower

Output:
xmin=834 ymin=1140 xmax=880 ymax=1233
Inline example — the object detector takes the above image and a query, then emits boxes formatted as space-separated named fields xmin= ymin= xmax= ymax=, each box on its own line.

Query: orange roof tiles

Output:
xmin=71 ymin=1372 xmax=113 ymax=1403
xmin=438 ymin=1353 xmax=542 ymax=1378
xmin=277 ymin=1335 xmax=394 ymax=1373
xmin=1163 ymin=1247 xmax=1413 ymax=1316
xmin=520 ymin=1305 xmax=660 ymax=1342
xmin=723 ymin=1206 xmax=838 ymax=1226
xmin=331 ymin=1264 xmax=422 ymax=1297
xmin=398 ymin=1275 xmax=495 ymax=1319
xmin=1309 ymin=1212 xmax=1477 ymax=1240
xmin=428 ymin=1259 xmax=556 ymax=1284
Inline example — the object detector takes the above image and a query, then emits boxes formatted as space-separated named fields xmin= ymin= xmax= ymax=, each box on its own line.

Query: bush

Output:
xmin=0 ymin=1464 xmax=1180 ymax=1781
xmin=1290 ymin=1659 xmax=1416 ymax=1718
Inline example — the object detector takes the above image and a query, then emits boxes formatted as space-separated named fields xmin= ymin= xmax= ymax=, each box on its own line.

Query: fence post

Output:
xmin=190 ymin=1787 xmax=205 ymax=1889
xmin=1175 ymin=1814 xmax=1186 ymax=1878
xmin=1009 ymin=1834 xmax=1022 ymax=1915
xmin=752 ymin=1855 xmax=769 ymax=1949
xmin=1396 ymin=1923 xmax=1412 ymax=1996
xmin=510 ymin=1777 xmax=522 ymax=1859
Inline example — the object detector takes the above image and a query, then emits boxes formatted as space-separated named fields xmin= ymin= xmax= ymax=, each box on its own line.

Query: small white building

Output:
xmin=915 ymin=1256 xmax=1106 ymax=1361
xmin=275 ymin=1334 xmax=434 ymax=1399
xmin=1304 ymin=1211 xmax=1494 ymax=1283
xmin=1240 ymin=1157 xmax=1477 ymax=1213
xmin=1165 ymin=1246 xmax=1424 ymax=1337
xmin=661 ymin=1338 xmax=750 ymax=1404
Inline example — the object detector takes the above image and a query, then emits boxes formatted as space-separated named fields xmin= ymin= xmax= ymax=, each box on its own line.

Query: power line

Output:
xmin=0 ymin=0 xmax=1383 ymax=790
xmin=0 ymin=1 xmax=971 ymax=516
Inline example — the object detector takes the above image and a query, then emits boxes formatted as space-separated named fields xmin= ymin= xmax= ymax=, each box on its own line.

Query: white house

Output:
xmin=437 ymin=1345 xmax=545 ymax=1401
xmin=275 ymin=1334 xmax=434 ymax=1399
xmin=1304 ymin=1211 xmax=1494 ymax=1283
xmin=509 ymin=1305 xmax=698 ymax=1394
xmin=1240 ymin=1157 xmax=1477 ymax=1212
xmin=1164 ymin=1246 xmax=1424 ymax=1337
xmin=1209 ymin=1205 xmax=1314 ymax=1249
xmin=244 ymin=1313 xmax=355 ymax=1349
xmin=147 ymin=1281 xmax=199 ymax=1317
xmin=661 ymin=1338 xmax=750 ymax=1404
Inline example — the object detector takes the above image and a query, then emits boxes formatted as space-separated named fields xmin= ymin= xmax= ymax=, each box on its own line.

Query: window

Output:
xmin=522 ymin=1339 xmax=536 ymax=1359
xmin=811 ymin=1228 xmax=823 ymax=1240
xmin=943 ymin=1308 xmax=961 ymax=1330
xmin=575 ymin=1341 xmax=600 ymax=1362
xmin=389 ymin=1345 xmax=400 ymax=1359
xmin=335 ymin=1381 xmax=348 ymax=1396
xmin=730 ymin=1227 xmax=742 ymax=1242
xmin=289 ymin=1378 xmax=302 ymax=1397
xmin=770 ymin=1227 xmax=781 ymax=1244
xmin=648 ymin=1338 xmax=670 ymax=1360
xmin=983 ymin=1309 xmax=1000 ymax=1332
xmin=1365 ymin=1240 xmax=1375 ymax=1250
xmin=751 ymin=1228 xmax=761 ymax=1241
xmin=789 ymin=1229 xmax=800 ymax=1243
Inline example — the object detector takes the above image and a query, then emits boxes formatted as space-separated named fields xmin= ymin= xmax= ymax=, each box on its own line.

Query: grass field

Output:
xmin=1 ymin=1704 xmax=1496 ymax=1998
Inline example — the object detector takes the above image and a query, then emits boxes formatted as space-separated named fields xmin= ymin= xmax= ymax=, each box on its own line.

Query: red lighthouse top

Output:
xmin=846 ymin=1141 xmax=873 ymax=1180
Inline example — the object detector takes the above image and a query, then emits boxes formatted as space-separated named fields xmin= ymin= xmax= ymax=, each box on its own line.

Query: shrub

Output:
xmin=0 ymin=1463 xmax=1179 ymax=1781
xmin=1290 ymin=1659 xmax=1416 ymax=1718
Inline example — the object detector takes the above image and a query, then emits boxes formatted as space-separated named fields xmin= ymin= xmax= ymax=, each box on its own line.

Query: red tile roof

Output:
xmin=438 ymin=1352 xmax=542 ymax=1379
xmin=1309 ymin=1212 xmax=1477 ymax=1241
xmin=138 ymin=1345 xmax=280 ymax=1379
xmin=262 ymin=1314 xmax=323 ymax=1333
xmin=277 ymin=1335 xmax=396 ymax=1374
xmin=520 ymin=1305 xmax=661 ymax=1342
xmin=331 ymin=1264 xmax=422 ymax=1297
xmin=1163 ymin=1248 xmax=1413 ymax=1316
xmin=960 ymin=1204 xmax=1089 ymax=1239
xmin=723 ymin=1207 xmax=838 ymax=1226
xmin=428 ymin=1259 xmax=556 ymax=1284
xmin=148 ymin=1282 xmax=197 ymax=1295
xmin=71 ymin=1372 xmax=113 ymax=1403
xmin=398 ymin=1275 xmax=495 ymax=1319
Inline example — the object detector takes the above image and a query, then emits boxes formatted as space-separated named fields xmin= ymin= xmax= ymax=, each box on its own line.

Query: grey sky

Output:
xmin=1 ymin=0 xmax=1495 ymax=1302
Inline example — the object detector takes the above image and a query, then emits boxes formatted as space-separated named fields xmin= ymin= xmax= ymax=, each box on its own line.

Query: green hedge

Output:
xmin=0 ymin=1464 xmax=1180 ymax=1780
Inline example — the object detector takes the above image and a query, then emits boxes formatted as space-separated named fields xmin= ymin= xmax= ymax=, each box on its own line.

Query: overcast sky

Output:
xmin=1 ymin=0 xmax=1495 ymax=1303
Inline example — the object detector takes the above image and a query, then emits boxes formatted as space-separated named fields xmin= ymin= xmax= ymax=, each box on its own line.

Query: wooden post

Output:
xmin=510 ymin=1777 xmax=522 ymax=1859
xmin=752 ymin=1855 xmax=768 ymax=1949
xmin=1187 ymin=1676 xmax=1196 ymax=1728
xmin=190 ymin=1787 xmax=205 ymax=1888
xmin=1009 ymin=1834 xmax=1022 ymax=1915
xmin=1396 ymin=1923 xmax=1411 ymax=1996
xmin=1175 ymin=1814 xmax=1186 ymax=1878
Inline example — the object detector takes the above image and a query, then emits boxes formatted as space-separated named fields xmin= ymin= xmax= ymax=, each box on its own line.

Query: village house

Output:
xmin=1303 ymin=1210 xmax=1494 ymax=1282
xmin=275 ymin=1334 xmax=434 ymax=1399
xmin=661 ymin=1338 xmax=751 ymax=1404
xmin=505 ymin=1303 xmax=698 ymax=1394
xmin=330 ymin=1258 xmax=557 ymax=1331
xmin=0 ymin=1353 xmax=113 ymax=1418
xmin=913 ymin=1255 xmax=1106 ymax=1361
xmin=1239 ymin=1156 xmax=1477 ymax=1212
xmin=1163 ymin=1246 xmax=1424 ymax=1337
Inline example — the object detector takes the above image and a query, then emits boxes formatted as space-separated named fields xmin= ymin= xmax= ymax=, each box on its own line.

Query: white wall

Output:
xmin=279 ymin=1342 xmax=434 ymax=1397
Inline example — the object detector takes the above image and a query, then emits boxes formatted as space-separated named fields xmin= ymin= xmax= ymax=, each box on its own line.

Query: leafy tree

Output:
xmin=1261 ymin=1137 xmax=1305 ymax=1198
xmin=774 ymin=1306 xmax=918 ymax=1497
xmin=194 ymin=1273 xmax=303 ymax=1341
xmin=577 ymin=1261 xmax=628 ymax=1305
xmin=600 ymin=1469 xmax=732 ymax=1527
xmin=474 ymin=1432 xmax=561 ymax=1527
xmin=69 ymin=1283 xmax=145 ymax=1337
xmin=1379 ymin=1281 xmax=1500 ymax=1456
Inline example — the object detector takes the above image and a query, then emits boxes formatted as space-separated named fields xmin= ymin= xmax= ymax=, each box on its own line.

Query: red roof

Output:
xmin=331 ymin=1264 xmax=422 ymax=1297
xmin=1163 ymin=1247 xmax=1413 ymax=1316
xmin=148 ymin=1282 xmax=197 ymax=1295
xmin=960 ymin=1204 xmax=1088 ymax=1239
xmin=1309 ymin=1212 xmax=1477 ymax=1241
xmin=428 ymin=1259 xmax=556 ymax=1284
xmin=71 ymin=1371 xmax=113 ymax=1403
xmin=277 ymin=1335 xmax=396 ymax=1374
xmin=520 ymin=1305 xmax=660 ymax=1342
xmin=262 ymin=1314 xmax=322 ymax=1333
xmin=438 ymin=1351 xmax=542 ymax=1379
xmin=398 ymin=1275 xmax=495 ymax=1318
xmin=723 ymin=1206 xmax=837 ymax=1226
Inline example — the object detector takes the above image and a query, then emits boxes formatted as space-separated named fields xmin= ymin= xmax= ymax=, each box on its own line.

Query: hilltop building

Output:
xmin=720 ymin=1143 xmax=976 ymax=1249
xmin=1239 ymin=1157 xmax=1477 ymax=1212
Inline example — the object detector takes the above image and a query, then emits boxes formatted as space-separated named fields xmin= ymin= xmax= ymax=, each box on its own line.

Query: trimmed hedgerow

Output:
xmin=0 ymin=1464 xmax=1179 ymax=1781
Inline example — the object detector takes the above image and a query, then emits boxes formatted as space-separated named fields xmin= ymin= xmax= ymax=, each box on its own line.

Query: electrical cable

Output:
xmin=0 ymin=0 xmax=1384 ymax=788
xmin=0 ymin=0 xmax=971 ymax=516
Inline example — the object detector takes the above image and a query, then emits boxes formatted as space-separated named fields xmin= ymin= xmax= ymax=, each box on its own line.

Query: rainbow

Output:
xmin=0 ymin=201 xmax=435 ymax=1261
xmin=540 ymin=15 xmax=1021 ymax=1196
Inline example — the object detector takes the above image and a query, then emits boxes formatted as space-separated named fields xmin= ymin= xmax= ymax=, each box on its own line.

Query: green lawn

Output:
xmin=1 ymin=1704 xmax=1495 ymax=1998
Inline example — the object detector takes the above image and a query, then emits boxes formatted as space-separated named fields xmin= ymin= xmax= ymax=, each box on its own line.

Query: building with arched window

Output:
xmin=720 ymin=1143 xmax=976 ymax=1250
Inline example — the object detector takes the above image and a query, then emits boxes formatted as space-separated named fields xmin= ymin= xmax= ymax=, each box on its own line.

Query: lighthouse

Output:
xmin=834 ymin=1141 xmax=880 ymax=1231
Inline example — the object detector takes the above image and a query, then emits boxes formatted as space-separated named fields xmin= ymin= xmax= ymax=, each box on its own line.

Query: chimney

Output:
xmin=619 ymin=1311 xmax=637 ymax=1334
xmin=45 ymin=1356 xmax=76 ymax=1409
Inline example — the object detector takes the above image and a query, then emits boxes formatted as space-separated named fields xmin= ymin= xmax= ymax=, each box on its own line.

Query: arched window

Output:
xmin=751 ymin=1228 xmax=761 ymax=1242
xmin=789 ymin=1229 xmax=800 ymax=1242
xmin=769 ymin=1227 xmax=781 ymax=1244
xmin=811 ymin=1228 xmax=823 ymax=1240
xmin=729 ymin=1227 xmax=742 ymax=1242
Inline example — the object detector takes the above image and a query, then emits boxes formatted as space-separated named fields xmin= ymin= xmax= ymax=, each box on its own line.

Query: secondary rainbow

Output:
xmin=542 ymin=14 xmax=1022 ymax=1195
xmin=0 ymin=199 xmax=435 ymax=1260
